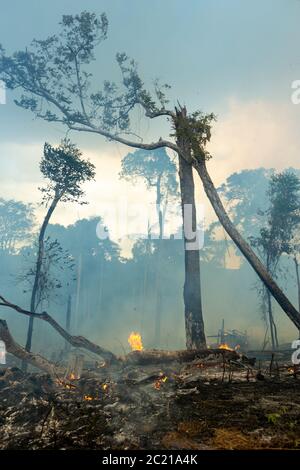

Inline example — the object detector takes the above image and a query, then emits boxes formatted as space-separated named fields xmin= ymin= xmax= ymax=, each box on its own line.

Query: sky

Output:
xmin=0 ymin=0 xmax=300 ymax=248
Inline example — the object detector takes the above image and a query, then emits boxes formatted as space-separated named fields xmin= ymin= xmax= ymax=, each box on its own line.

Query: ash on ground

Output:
xmin=1 ymin=354 xmax=300 ymax=450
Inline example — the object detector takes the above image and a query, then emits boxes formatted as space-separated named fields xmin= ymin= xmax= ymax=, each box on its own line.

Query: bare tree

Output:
xmin=1 ymin=11 xmax=300 ymax=346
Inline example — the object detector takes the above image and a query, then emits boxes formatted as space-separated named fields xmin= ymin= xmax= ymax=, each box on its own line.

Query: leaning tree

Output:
xmin=1 ymin=11 xmax=300 ymax=349
xmin=25 ymin=139 xmax=95 ymax=361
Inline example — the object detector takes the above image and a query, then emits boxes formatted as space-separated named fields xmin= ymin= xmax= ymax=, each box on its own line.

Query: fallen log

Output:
xmin=0 ymin=319 xmax=64 ymax=376
xmin=0 ymin=294 xmax=250 ymax=371
xmin=0 ymin=294 xmax=118 ymax=363
xmin=121 ymin=348 xmax=239 ymax=365
xmin=0 ymin=317 xmax=246 ymax=379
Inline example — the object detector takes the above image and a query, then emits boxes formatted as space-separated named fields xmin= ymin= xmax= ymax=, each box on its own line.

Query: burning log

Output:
xmin=0 ymin=319 xmax=63 ymax=375
xmin=0 ymin=294 xmax=118 ymax=363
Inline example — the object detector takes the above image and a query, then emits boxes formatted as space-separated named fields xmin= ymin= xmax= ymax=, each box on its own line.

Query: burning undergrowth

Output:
xmin=1 ymin=350 xmax=300 ymax=450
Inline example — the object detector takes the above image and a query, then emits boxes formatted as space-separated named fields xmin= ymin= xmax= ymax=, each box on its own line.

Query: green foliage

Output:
xmin=40 ymin=139 xmax=96 ymax=204
xmin=250 ymin=171 xmax=300 ymax=269
xmin=266 ymin=407 xmax=288 ymax=425
xmin=172 ymin=110 xmax=215 ymax=161
xmin=0 ymin=12 xmax=168 ymax=136
xmin=266 ymin=412 xmax=281 ymax=425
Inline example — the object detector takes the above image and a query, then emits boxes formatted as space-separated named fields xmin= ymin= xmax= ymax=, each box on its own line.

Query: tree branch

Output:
xmin=68 ymin=123 xmax=179 ymax=153
xmin=0 ymin=295 xmax=118 ymax=363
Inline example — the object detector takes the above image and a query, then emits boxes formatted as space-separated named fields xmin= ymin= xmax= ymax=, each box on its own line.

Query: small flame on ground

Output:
xmin=128 ymin=331 xmax=143 ymax=351
xmin=154 ymin=375 xmax=168 ymax=390
xmin=83 ymin=395 xmax=93 ymax=401
xmin=55 ymin=378 xmax=76 ymax=390
xmin=218 ymin=343 xmax=233 ymax=351
xmin=102 ymin=383 xmax=108 ymax=391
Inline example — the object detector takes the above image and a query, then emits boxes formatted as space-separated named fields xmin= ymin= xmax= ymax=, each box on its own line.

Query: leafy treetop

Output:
xmin=40 ymin=139 xmax=96 ymax=204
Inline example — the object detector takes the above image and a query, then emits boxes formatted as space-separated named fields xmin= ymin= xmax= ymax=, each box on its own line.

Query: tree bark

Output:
xmin=267 ymin=289 xmax=276 ymax=350
xmin=174 ymin=107 xmax=206 ymax=349
xmin=154 ymin=177 xmax=163 ymax=346
xmin=193 ymin=158 xmax=300 ymax=330
xmin=65 ymin=294 xmax=72 ymax=352
xmin=294 ymin=256 xmax=300 ymax=316
xmin=178 ymin=156 xmax=206 ymax=349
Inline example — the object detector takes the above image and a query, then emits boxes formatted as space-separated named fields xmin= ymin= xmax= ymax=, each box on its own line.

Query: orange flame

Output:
xmin=83 ymin=395 xmax=93 ymax=401
xmin=154 ymin=375 xmax=168 ymax=390
xmin=218 ymin=343 xmax=233 ymax=351
xmin=128 ymin=331 xmax=143 ymax=351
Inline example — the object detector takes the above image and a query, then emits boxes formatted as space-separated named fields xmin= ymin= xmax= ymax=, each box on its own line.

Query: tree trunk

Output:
xmin=267 ymin=289 xmax=276 ymax=350
xmin=65 ymin=294 xmax=72 ymax=352
xmin=174 ymin=108 xmax=206 ymax=350
xmin=154 ymin=177 xmax=163 ymax=346
xmin=178 ymin=155 xmax=206 ymax=349
xmin=154 ymin=289 xmax=162 ymax=346
xmin=294 ymin=256 xmax=300 ymax=315
xmin=23 ymin=194 xmax=60 ymax=371
xmin=193 ymin=158 xmax=300 ymax=330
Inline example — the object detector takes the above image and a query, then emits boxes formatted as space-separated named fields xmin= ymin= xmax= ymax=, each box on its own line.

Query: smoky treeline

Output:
xmin=0 ymin=167 xmax=299 ymax=356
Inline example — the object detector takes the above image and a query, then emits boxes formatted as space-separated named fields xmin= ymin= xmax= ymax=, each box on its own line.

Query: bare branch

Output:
xmin=0 ymin=295 xmax=118 ymax=363
xmin=68 ymin=123 xmax=179 ymax=153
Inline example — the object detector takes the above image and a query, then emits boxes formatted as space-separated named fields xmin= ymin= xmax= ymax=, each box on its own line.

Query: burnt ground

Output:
xmin=0 ymin=356 xmax=300 ymax=450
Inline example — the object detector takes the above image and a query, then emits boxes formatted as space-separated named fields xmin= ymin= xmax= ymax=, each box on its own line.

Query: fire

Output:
xmin=154 ymin=375 xmax=168 ymax=390
xmin=218 ymin=343 xmax=233 ymax=351
xmin=102 ymin=383 xmax=108 ymax=391
xmin=128 ymin=331 xmax=143 ymax=351
xmin=55 ymin=378 xmax=76 ymax=390
xmin=83 ymin=395 xmax=93 ymax=401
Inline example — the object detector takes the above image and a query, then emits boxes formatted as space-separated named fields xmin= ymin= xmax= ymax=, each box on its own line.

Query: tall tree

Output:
xmin=1 ymin=11 xmax=300 ymax=344
xmin=250 ymin=171 xmax=300 ymax=348
xmin=25 ymin=139 xmax=95 ymax=360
